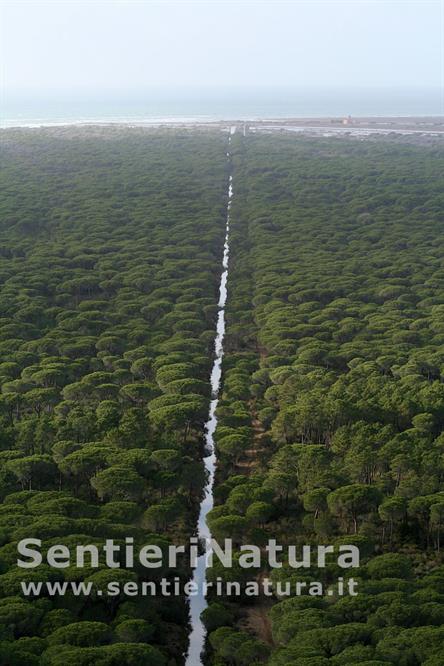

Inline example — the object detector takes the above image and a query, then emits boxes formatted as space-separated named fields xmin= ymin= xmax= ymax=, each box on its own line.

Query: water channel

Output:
xmin=184 ymin=128 xmax=235 ymax=665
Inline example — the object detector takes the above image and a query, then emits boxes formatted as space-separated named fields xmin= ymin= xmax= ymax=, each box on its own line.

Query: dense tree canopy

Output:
xmin=0 ymin=127 xmax=230 ymax=663
xmin=1 ymin=128 xmax=443 ymax=664
xmin=206 ymin=133 xmax=444 ymax=665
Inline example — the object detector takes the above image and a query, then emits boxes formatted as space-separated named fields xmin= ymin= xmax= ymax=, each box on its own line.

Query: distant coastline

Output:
xmin=2 ymin=117 xmax=443 ymax=143
xmin=2 ymin=86 xmax=442 ymax=129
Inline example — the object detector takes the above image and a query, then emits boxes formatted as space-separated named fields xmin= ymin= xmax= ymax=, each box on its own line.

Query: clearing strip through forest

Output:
xmin=184 ymin=126 xmax=236 ymax=665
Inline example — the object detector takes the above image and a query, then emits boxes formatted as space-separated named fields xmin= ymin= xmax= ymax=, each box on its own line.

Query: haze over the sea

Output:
xmin=2 ymin=87 xmax=442 ymax=127
xmin=1 ymin=0 xmax=442 ymax=126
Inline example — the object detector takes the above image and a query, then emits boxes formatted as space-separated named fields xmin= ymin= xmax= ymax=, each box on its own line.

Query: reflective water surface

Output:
xmin=184 ymin=131 xmax=235 ymax=666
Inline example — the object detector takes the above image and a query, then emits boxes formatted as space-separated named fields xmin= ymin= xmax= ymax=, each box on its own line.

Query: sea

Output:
xmin=1 ymin=87 xmax=442 ymax=128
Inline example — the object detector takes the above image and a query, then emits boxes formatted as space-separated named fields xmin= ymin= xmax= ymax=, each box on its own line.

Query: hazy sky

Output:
xmin=1 ymin=0 xmax=442 ymax=95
